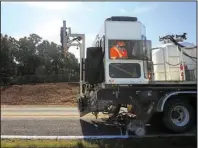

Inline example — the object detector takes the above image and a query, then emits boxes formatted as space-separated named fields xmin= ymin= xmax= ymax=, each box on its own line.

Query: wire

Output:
xmin=173 ymin=42 xmax=197 ymax=61
xmin=166 ymin=35 xmax=197 ymax=61
xmin=165 ymin=61 xmax=186 ymax=66
xmin=173 ymin=40 xmax=197 ymax=49
xmin=160 ymin=34 xmax=197 ymax=49
xmin=177 ymin=46 xmax=197 ymax=63
xmin=159 ymin=34 xmax=197 ymax=63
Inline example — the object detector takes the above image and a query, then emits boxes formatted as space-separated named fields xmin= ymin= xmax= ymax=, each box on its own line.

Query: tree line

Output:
xmin=0 ymin=33 xmax=80 ymax=86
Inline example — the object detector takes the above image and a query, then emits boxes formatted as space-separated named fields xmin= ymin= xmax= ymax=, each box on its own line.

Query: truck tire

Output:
xmin=163 ymin=99 xmax=195 ymax=133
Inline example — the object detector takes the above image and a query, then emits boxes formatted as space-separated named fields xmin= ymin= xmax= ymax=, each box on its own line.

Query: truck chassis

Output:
xmin=78 ymin=82 xmax=197 ymax=137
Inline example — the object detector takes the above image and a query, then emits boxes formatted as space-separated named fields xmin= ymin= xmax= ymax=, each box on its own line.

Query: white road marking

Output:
xmin=1 ymin=135 xmax=129 ymax=139
xmin=1 ymin=133 xmax=195 ymax=140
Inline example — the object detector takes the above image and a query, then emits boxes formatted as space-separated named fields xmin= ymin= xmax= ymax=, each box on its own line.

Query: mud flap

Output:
xmin=77 ymin=96 xmax=91 ymax=117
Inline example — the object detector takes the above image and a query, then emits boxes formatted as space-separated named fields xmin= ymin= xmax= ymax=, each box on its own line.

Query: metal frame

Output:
xmin=151 ymin=44 xmax=190 ymax=81
xmin=179 ymin=45 xmax=186 ymax=81
xmin=61 ymin=21 xmax=85 ymax=96
xmin=151 ymin=47 xmax=167 ymax=81
xmin=68 ymin=33 xmax=85 ymax=96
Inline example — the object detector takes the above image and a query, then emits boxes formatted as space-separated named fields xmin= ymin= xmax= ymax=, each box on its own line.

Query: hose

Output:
xmin=160 ymin=34 xmax=197 ymax=49
xmin=165 ymin=61 xmax=186 ymax=66
xmin=165 ymin=35 xmax=197 ymax=61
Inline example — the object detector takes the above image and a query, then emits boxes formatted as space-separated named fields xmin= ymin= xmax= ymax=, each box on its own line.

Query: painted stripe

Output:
xmin=1 ymin=112 xmax=109 ymax=116
xmin=1 ymin=135 xmax=129 ymax=140
xmin=2 ymin=112 xmax=79 ymax=115
xmin=1 ymin=115 xmax=109 ymax=119
xmin=1 ymin=114 xmax=107 ymax=116
xmin=1 ymin=133 xmax=195 ymax=140
xmin=1 ymin=108 xmax=78 ymax=111
xmin=1 ymin=113 xmax=109 ymax=116
xmin=1 ymin=105 xmax=77 ymax=108
xmin=1 ymin=115 xmax=108 ymax=118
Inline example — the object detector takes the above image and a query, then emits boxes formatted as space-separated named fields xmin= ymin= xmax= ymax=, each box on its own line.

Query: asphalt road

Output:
xmin=1 ymin=106 xmax=196 ymax=137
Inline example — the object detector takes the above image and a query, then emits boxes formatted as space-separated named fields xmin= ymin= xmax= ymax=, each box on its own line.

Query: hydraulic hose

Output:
xmin=165 ymin=35 xmax=197 ymax=61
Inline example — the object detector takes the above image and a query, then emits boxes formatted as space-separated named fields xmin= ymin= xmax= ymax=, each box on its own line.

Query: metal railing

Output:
xmin=151 ymin=46 xmax=197 ymax=82
xmin=151 ymin=63 xmax=196 ymax=81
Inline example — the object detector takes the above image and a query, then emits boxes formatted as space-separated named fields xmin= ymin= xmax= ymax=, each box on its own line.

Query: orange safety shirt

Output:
xmin=110 ymin=46 xmax=128 ymax=59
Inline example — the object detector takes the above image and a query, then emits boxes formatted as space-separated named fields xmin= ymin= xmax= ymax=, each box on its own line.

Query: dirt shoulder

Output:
xmin=1 ymin=82 xmax=79 ymax=106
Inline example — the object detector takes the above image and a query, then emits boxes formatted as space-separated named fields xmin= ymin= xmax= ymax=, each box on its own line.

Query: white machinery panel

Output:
xmin=105 ymin=21 xmax=144 ymax=40
xmin=105 ymin=60 xmax=149 ymax=84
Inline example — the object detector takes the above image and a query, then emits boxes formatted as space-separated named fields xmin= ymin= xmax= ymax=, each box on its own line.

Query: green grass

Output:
xmin=1 ymin=139 xmax=95 ymax=148
xmin=1 ymin=137 xmax=196 ymax=148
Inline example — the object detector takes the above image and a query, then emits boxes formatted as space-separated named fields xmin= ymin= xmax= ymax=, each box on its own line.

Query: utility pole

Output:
xmin=60 ymin=21 xmax=68 ymax=56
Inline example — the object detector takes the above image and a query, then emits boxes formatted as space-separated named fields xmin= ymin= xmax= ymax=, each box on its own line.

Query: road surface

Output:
xmin=1 ymin=106 xmax=196 ymax=137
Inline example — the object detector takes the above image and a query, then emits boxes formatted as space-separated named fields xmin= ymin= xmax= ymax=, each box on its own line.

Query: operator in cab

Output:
xmin=110 ymin=41 xmax=128 ymax=59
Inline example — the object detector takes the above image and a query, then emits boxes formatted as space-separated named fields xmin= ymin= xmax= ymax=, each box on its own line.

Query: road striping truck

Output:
xmin=60 ymin=16 xmax=197 ymax=137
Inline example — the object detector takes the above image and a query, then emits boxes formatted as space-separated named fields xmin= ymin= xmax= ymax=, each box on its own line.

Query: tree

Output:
xmin=0 ymin=33 xmax=80 ymax=85
xmin=0 ymin=34 xmax=18 ymax=85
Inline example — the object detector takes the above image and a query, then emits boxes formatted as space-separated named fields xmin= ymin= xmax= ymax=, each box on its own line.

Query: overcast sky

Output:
xmin=2 ymin=2 xmax=196 ymax=59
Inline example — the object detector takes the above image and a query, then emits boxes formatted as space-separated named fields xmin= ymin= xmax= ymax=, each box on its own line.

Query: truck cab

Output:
xmin=87 ymin=16 xmax=153 ymax=86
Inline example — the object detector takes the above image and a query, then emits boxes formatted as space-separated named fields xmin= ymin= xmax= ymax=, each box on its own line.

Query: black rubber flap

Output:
xmin=86 ymin=47 xmax=104 ymax=84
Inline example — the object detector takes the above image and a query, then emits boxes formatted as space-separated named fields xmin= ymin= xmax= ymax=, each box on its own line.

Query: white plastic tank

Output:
xmin=152 ymin=42 xmax=197 ymax=81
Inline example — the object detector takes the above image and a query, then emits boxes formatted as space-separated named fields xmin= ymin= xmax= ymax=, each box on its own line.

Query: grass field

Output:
xmin=1 ymin=137 xmax=196 ymax=148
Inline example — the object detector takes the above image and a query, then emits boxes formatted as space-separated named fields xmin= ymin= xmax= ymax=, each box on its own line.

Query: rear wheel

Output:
xmin=163 ymin=99 xmax=195 ymax=133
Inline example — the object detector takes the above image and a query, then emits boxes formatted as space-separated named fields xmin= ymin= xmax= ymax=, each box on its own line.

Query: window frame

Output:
xmin=108 ymin=39 xmax=150 ymax=60
xmin=109 ymin=63 xmax=141 ymax=78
